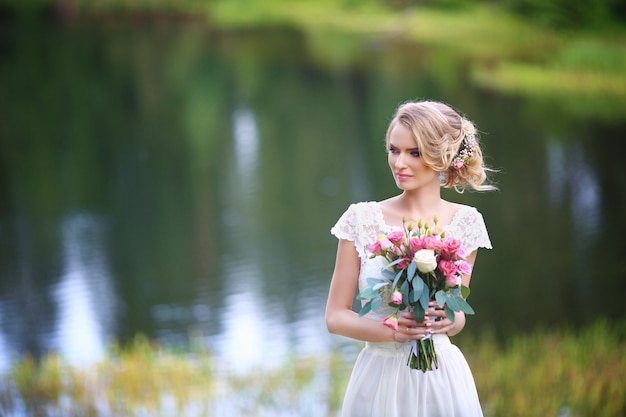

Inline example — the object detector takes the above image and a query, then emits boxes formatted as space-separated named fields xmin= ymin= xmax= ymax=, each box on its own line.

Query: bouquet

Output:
xmin=357 ymin=217 xmax=475 ymax=372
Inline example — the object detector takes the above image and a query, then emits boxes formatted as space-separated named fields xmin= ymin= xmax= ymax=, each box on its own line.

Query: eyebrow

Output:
xmin=388 ymin=143 xmax=420 ymax=151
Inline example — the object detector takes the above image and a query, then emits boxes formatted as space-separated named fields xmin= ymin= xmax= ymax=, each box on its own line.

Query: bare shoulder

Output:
xmin=378 ymin=195 xmax=401 ymax=208
xmin=440 ymin=200 xmax=466 ymax=225
xmin=377 ymin=196 xmax=404 ymax=225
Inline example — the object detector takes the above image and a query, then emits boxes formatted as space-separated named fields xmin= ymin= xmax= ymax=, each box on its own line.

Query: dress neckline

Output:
xmin=372 ymin=201 xmax=470 ymax=233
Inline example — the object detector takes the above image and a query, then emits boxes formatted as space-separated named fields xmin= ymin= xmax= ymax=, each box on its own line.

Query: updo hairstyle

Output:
xmin=385 ymin=100 xmax=496 ymax=192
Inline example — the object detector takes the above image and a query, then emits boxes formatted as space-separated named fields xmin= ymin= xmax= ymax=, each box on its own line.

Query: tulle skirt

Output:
xmin=340 ymin=334 xmax=483 ymax=417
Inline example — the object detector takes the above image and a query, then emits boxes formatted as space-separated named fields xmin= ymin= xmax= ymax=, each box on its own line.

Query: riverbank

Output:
xmin=2 ymin=320 xmax=624 ymax=416
xmin=14 ymin=0 xmax=626 ymax=101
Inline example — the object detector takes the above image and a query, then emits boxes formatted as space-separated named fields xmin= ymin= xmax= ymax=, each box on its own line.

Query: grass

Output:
xmin=1 ymin=321 xmax=625 ymax=417
xmin=466 ymin=320 xmax=626 ymax=417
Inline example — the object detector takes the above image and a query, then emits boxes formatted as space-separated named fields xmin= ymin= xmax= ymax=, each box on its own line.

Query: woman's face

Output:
xmin=387 ymin=123 xmax=439 ymax=191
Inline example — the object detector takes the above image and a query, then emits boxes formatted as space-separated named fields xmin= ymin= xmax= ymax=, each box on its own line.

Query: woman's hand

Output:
xmin=393 ymin=310 xmax=429 ymax=342
xmin=425 ymin=301 xmax=466 ymax=336
xmin=393 ymin=301 xmax=466 ymax=342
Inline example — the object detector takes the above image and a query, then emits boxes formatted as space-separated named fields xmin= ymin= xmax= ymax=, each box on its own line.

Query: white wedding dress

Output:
xmin=331 ymin=201 xmax=492 ymax=417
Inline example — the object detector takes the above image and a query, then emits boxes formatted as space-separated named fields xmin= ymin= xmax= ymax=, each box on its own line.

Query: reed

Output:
xmin=0 ymin=320 xmax=624 ymax=416
xmin=465 ymin=320 xmax=626 ymax=417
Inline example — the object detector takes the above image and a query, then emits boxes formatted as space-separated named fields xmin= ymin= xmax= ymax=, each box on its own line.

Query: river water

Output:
xmin=1 ymin=18 xmax=625 ymax=373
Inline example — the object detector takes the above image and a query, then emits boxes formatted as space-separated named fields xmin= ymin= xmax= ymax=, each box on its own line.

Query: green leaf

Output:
xmin=412 ymin=278 xmax=424 ymax=302
xmin=382 ymin=268 xmax=395 ymax=280
xmin=386 ymin=258 xmax=404 ymax=268
xmin=357 ymin=287 xmax=379 ymax=300
xmin=461 ymin=285 xmax=471 ymax=299
xmin=445 ymin=305 xmax=456 ymax=322
xmin=445 ymin=293 xmax=461 ymax=311
xmin=449 ymin=286 xmax=461 ymax=297
xmin=407 ymin=261 xmax=417 ymax=282
xmin=413 ymin=304 xmax=425 ymax=323
xmin=419 ymin=283 xmax=430 ymax=311
xmin=358 ymin=301 xmax=372 ymax=317
xmin=455 ymin=296 xmax=475 ymax=315
xmin=435 ymin=290 xmax=447 ymax=308
xmin=391 ymin=269 xmax=404 ymax=289
xmin=400 ymin=279 xmax=410 ymax=302
xmin=366 ymin=278 xmax=388 ymax=290
xmin=371 ymin=296 xmax=382 ymax=312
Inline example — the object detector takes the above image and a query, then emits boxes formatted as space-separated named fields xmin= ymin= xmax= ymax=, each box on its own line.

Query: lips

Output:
xmin=395 ymin=173 xmax=412 ymax=181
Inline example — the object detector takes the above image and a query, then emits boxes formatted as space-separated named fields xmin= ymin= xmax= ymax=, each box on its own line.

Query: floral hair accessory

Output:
xmin=451 ymin=134 xmax=478 ymax=170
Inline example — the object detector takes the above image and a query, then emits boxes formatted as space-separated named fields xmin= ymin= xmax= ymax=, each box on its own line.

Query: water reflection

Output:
xmin=51 ymin=213 xmax=116 ymax=366
xmin=0 ymin=22 xmax=625 ymax=380
xmin=214 ymin=262 xmax=290 ymax=372
xmin=547 ymin=141 xmax=601 ymax=238
xmin=213 ymin=104 xmax=281 ymax=372
xmin=0 ymin=303 xmax=10 ymax=372
xmin=233 ymin=105 xmax=260 ymax=194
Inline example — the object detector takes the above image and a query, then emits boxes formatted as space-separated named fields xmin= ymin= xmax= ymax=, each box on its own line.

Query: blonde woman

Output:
xmin=326 ymin=100 xmax=495 ymax=417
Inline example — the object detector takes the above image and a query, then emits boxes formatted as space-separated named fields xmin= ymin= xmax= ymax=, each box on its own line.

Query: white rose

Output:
xmin=414 ymin=249 xmax=437 ymax=273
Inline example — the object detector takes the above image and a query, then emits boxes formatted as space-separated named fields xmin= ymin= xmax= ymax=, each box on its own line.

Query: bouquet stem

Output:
xmin=408 ymin=336 xmax=439 ymax=372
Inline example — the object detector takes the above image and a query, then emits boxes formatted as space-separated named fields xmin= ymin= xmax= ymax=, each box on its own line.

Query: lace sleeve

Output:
xmin=330 ymin=202 xmax=382 ymax=260
xmin=449 ymin=206 xmax=492 ymax=253
xmin=330 ymin=204 xmax=359 ymax=242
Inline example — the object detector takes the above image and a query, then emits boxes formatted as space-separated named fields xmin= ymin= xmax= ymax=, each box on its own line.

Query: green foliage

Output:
xmin=0 ymin=321 xmax=624 ymax=416
xmin=501 ymin=0 xmax=624 ymax=28
xmin=464 ymin=320 xmax=626 ymax=417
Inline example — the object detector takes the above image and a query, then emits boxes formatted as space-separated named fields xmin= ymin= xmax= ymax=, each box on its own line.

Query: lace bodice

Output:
xmin=330 ymin=201 xmax=492 ymax=321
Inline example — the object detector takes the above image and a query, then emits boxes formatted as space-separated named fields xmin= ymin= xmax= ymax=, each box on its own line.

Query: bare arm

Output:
xmin=417 ymin=249 xmax=478 ymax=337
xmin=325 ymin=239 xmax=433 ymax=343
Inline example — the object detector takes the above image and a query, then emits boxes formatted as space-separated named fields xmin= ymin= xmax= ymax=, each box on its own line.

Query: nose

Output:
xmin=394 ymin=152 xmax=407 ymax=169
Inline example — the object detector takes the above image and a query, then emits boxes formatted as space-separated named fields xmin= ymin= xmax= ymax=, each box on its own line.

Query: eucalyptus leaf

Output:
xmin=392 ymin=269 xmax=404 ymax=291
xmin=357 ymin=288 xmax=379 ymax=300
xmin=382 ymin=269 xmax=395 ymax=279
xmin=412 ymin=278 xmax=424 ymax=302
xmin=445 ymin=305 xmax=456 ymax=322
xmin=371 ymin=296 xmax=382 ymax=312
xmin=445 ymin=293 xmax=461 ymax=311
xmin=435 ymin=290 xmax=447 ymax=308
xmin=359 ymin=301 xmax=372 ymax=317
xmin=413 ymin=304 xmax=425 ymax=323
xmin=386 ymin=258 xmax=404 ymax=268
xmin=407 ymin=261 xmax=417 ymax=282
xmin=419 ymin=283 xmax=430 ymax=310
xmin=456 ymin=296 xmax=475 ymax=315
xmin=372 ymin=281 xmax=390 ymax=291
xmin=367 ymin=277 xmax=387 ymax=287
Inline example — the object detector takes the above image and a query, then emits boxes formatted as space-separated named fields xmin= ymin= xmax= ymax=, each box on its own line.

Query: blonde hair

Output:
xmin=385 ymin=100 xmax=497 ymax=192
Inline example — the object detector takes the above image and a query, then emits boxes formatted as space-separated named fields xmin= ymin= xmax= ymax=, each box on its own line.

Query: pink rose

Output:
xmin=386 ymin=230 xmax=405 ymax=245
xmin=438 ymin=259 xmax=458 ymax=278
xmin=391 ymin=290 xmax=403 ymax=305
xmin=422 ymin=235 xmax=443 ymax=251
xmin=456 ymin=245 xmax=470 ymax=260
xmin=368 ymin=240 xmax=384 ymax=256
xmin=409 ymin=237 xmax=424 ymax=252
xmin=397 ymin=257 xmax=411 ymax=270
xmin=379 ymin=237 xmax=393 ymax=251
xmin=444 ymin=238 xmax=462 ymax=256
xmin=457 ymin=260 xmax=472 ymax=276
xmin=382 ymin=313 xmax=398 ymax=331
xmin=446 ymin=274 xmax=461 ymax=287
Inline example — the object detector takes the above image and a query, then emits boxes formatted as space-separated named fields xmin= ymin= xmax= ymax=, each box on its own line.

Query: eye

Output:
xmin=388 ymin=146 xmax=399 ymax=154
xmin=410 ymin=150 xmax=421 ymax=157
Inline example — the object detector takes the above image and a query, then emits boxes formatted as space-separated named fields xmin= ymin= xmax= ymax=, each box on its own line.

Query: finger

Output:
xmin=434 ymin=321 xmax=454 ymax=334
